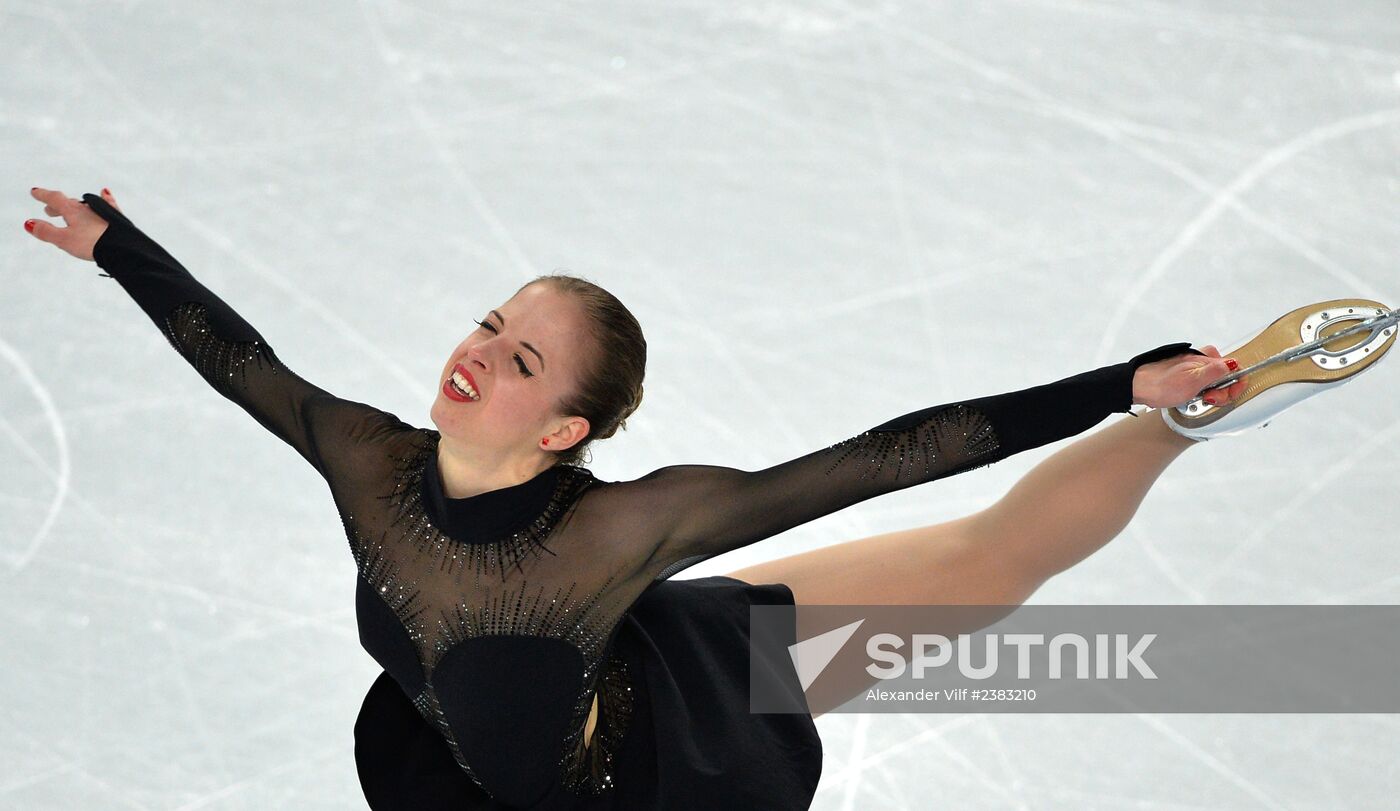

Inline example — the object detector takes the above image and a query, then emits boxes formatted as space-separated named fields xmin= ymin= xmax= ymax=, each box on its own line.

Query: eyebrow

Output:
xmin=491 ymin=310 xmax=546 ymax=372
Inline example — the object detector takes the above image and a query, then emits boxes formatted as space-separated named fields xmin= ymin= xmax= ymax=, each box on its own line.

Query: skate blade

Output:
xmin=1162 ymin=298 xmax=1396 ymax=434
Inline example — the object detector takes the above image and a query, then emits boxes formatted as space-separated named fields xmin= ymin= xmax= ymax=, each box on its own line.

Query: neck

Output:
xmin=436 ymin=437 xmax=553 ymax=500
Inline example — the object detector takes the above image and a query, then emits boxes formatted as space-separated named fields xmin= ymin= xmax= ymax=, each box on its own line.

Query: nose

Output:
xmin=465 ymin=342 xmax=492 ymax=371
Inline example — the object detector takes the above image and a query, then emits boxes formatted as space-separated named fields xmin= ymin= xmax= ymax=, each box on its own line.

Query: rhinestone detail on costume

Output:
xmin=162 ymin=301 xmax=283 ymax=394
xmin=413 ymin=688 xmax=490 ymax=790
xmin=157 ymin=300 xmax=639 ymax=797
xmin=379 ymin=436 xmax=599 ymax=583
xmin=823 ymin=403 xmax=1001 ymax=480
xmin=344 ymin=434 xmax=636 ymax=798
xmin=561 ymin=649 xmax=635 ymax=795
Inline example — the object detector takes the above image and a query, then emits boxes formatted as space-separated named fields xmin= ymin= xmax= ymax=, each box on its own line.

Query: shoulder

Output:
xmin=561 ymin=465 xmax=700 ymax=541
xmin=312 ymin=404 xmax=433 ymax=490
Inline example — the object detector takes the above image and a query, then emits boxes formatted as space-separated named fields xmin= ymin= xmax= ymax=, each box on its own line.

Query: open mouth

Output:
xmin=444 ymin=363 xmax=480 ymax=402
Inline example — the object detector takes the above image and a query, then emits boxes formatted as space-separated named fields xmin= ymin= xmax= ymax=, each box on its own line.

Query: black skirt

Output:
xmin=355 ymin=575 xmax=823 ymax=810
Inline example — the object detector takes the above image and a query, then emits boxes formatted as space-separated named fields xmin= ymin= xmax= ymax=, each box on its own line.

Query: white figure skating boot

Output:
xmin=1160 ymin=298 xmax=1398 ymax=442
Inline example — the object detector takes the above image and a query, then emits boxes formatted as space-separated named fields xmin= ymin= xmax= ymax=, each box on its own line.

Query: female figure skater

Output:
xmin=25 ymin=187 xmax=1393 ymax=810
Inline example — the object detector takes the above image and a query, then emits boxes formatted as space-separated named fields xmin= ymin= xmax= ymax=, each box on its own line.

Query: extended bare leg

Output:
xmin=727 ymin=409 xmax=1196 ymax=604
xmin=728 ymin=411 xmax=1198 ymax=610
xmin=724 ymin=409 xmax=1197 ymax=712
xmin=728 ymin=411 xmax=1198 ymax=717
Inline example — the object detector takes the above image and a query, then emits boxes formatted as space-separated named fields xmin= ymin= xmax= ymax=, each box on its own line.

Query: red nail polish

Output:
xmin=1226 ymin=359 xmax=1238 ymax=371
xmin=103 ymin=187 xmax=110 ymax=196
xmin=24 ymin=220 xmax=35 ymax=233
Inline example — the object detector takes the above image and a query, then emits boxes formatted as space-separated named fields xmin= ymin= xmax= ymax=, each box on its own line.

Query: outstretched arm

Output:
xmin=26 ymin=188 xmax=398 ymax=484
xmin=634 ymin=342 xmax=1207 ymax=578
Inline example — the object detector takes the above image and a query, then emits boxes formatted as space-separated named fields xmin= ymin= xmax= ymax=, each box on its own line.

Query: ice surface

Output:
xmin=4 ymin=1 xmax=1400 ymax=808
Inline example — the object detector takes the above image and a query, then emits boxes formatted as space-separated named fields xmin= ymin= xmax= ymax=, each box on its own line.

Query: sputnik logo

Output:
xmin=786 ymin=619 xmax=865 ymax=691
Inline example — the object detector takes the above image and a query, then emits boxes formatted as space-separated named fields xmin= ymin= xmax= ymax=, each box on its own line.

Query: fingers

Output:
xmin=30 ymin=186 xmax=118 ymax=215
xmin=1200 ymin=358 xmax=1228 ymax=402
xmin=25 ymin=186 xmax=113 ymax=253
xmin=1190 ymin=345 xmax=1248 ymax=405
xmin=1223 ymin=354 xmax=1248 ymax=399
xmin=1219 ymin=354 xmax=1247 ymax=401
xmin=1202 ymin=356 xmax=1248 ymax=405
xmin=30 ymin=186 xmax=81 ymax=220
xmin=30 ymin=187 xmax=75 ymax=212
xmin=24 ymin=217 xmax=61 ymax=246
xmin=27 ymin=187 xmax=65 ymax=244
xmin=30 ymin=186 xmax=56 ymax=217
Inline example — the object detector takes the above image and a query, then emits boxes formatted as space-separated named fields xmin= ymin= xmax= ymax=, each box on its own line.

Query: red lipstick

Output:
xmin=443 ymin=362 xmax=480 ymax=403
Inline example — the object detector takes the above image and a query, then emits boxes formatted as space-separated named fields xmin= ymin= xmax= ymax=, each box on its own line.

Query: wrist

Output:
xmin=1126 ymin=342 xmax=1202 ymax=409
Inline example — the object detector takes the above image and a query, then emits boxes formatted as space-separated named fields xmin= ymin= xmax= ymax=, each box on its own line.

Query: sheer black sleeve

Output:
xmin=628 ymin=342 xmax=1203 ymax=579
xmin=82 ymin=193 xmax=400 ymax=484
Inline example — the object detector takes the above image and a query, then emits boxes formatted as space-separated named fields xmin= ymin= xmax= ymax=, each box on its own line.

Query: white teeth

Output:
xmin=451 ymin=371 xmax=480 ymax=400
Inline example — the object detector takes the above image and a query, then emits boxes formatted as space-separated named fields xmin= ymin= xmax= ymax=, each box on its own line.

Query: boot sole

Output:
xmin=1162 ymin=298 xmax=1396 ymax=435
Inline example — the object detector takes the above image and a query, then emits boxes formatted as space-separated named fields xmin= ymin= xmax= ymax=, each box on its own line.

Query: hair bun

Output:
xmin=530 ymin=273 xmax=645 ymax=466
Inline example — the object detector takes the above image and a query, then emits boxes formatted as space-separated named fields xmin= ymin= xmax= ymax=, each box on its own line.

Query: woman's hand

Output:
xmin=1132 ymin=345 xmax=1247 ymax=409
xmin=24 ymin=187 xmax=123 ymax=262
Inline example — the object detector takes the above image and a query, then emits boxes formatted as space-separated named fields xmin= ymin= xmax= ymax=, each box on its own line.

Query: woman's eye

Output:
xmin=472 ymin=320 xmax=533 ymax=378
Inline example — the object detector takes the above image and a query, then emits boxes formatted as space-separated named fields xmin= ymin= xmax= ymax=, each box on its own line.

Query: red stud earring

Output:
xmin=542 ymin=438 xmax=549 ymax=446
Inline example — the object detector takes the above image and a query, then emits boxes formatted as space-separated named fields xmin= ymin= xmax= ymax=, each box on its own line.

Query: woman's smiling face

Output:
xmin=430 ymin=282 xmax=593 ymax=462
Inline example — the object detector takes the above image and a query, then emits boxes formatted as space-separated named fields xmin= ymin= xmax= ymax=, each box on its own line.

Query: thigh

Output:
xmin=725 ymin=514 xmax=1039 ymax=719
xmin=724 ymin=513 xmax=1037 ymax=608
